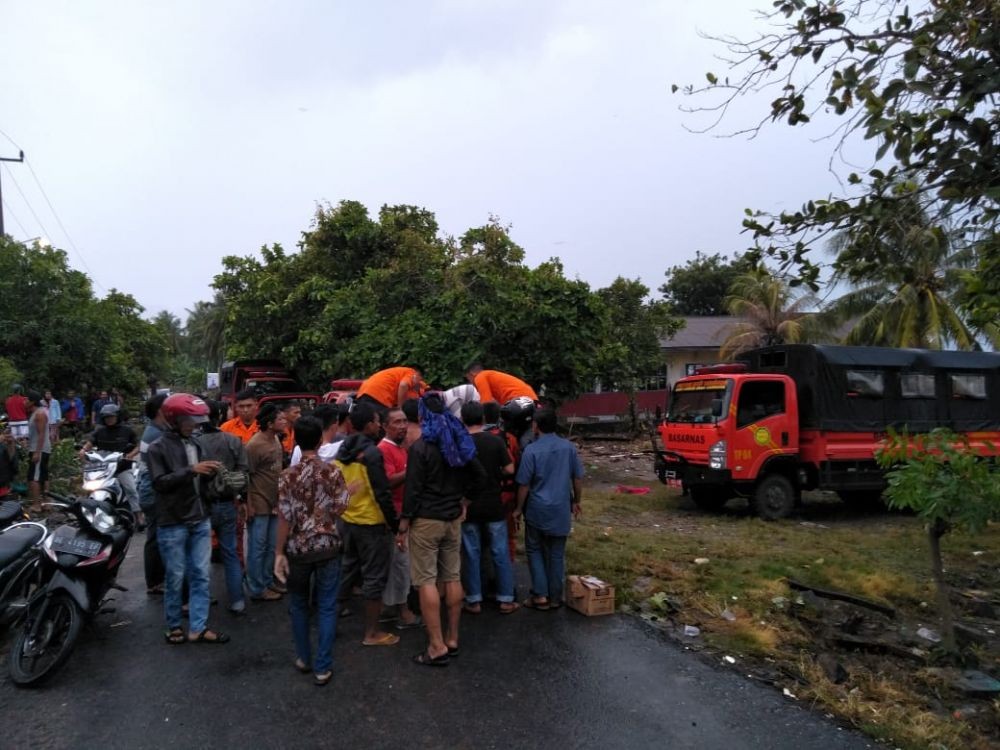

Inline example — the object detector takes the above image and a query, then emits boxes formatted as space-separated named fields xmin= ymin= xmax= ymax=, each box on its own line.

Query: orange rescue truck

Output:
xmin=655 ymin=344 xmax=1000 ymax=519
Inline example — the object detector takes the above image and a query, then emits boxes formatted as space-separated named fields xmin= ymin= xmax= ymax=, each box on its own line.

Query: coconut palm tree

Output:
xmin=718 ymin=268 xmax=822 ymax=359
xmin=185 ymin=295 xmax=227 ymax=371
xmin=822 ymin=195 xmax=995 ymax=350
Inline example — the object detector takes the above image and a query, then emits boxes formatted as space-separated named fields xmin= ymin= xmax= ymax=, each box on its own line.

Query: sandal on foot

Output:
xmin=395 ymin=616 xmax=424 ymax=630
xmin=447 ymin=645 xmax=460 ymax=657
xmin=412 ymin=650 xmax=449 ymax=667
xmin=164 ymin=628 xmax=186 ymax=645
xmin=462 ymin=603 xmax=482 ymax=615
xmin=499 ymin=602 xmax=521 ymax=614
xmin=362 ymin=632 xmax=400 ymax=647
xmin=189 ymin=629 xmax=230 ymax=644
xmin=314 ymin=671 xmax=333 ymax=686
xmin=294 ymin=658 xmax=311 ymax=674
xmin=522 ymin=598 xmax=550 ymax=611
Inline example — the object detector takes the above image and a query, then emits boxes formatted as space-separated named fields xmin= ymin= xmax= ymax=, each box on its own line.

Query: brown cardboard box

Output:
xmin=565 ymin=574 xmax=616 ymax=616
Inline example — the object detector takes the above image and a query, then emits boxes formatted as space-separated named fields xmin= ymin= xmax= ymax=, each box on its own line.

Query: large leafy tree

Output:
xmin=719 ymin=268 xmax=821 ymax=358
xmin=659 ymin=251 xmax=755 ymax=315
xmin=679 ymin=0 xmax=1000 ymax=322
xmin=821 ymin=193 xmax=995 ymax=348
xmin=185 ymin=295 xmax=228 ymax=371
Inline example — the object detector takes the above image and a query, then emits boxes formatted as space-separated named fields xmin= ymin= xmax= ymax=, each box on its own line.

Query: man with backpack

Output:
xmin=199 ymin=400 xmax=250 ymax=616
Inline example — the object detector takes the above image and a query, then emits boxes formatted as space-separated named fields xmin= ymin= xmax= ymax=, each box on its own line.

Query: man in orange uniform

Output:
xmin=465 ymin=364 xmax=538 ymax=406
xmin=220 ymin=389 xmax=259 ymax=567
xmin=356 ymin=367 xmax=426 ymax=417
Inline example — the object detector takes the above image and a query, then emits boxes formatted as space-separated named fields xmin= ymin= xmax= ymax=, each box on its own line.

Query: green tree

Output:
xmin=596 ymin=278 xmax=681 ymax=429
xmin=151 ymin=311 xmax=185 ymax=357
xmin=877 ymin=429 xmax=1000 ymax=655
xmin=719 ymin=268 xmax=821 ymax=359
xmin=185 ymin=295 xmax=228 ymax=371
xmin=679 ymin=0 xmax=1000 ymax=321
xmin=821 ymin=193 xmax=994 ymax=348
xmin=659 ymin=251 xmax=754 ymax=315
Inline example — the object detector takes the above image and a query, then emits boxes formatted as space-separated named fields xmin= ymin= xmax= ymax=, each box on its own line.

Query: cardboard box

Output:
xmin=566 ymin=574 xmax=616 ymax=616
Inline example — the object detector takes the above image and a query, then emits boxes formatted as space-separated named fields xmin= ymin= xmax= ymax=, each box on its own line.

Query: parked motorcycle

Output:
xmin=7 ymin=487 xmax=135 ymax=687
xmin=0 ymin=499 xmax=30 ymax=529
xmin=0 ymin=519 xmax=48 ymax=629
xmin=80 ymin=450 xmax=128 ymax=507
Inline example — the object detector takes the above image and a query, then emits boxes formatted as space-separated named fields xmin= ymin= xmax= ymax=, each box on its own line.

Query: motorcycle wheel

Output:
xmin=8 ymin=592 xmax=83 ymax=687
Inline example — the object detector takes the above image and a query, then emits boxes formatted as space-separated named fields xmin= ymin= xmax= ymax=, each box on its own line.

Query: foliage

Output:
xmin=877 ymin=428 xmax=1000 ymax=653
xmin=678 ymin=0 xmax=1000 ymax=323
xmin=659 ymin=251 xmax=755 ymax=315
xmin=821 ymin=191 xmax=996 ymax=348
xmin=0 ymin=357 xmax=22 ymax=397
xmin=212 ymin=204 xmax=634 ymax=403
xmin=719 ymin=267 xmax=823 ymax=358
xmin=184 ymin=294 xmax=227 ymax=372
xmin=0 ymin=236 xmax=168 ymax=397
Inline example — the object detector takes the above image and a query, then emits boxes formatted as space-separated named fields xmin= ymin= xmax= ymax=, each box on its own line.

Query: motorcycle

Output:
xmin=0 ymin=519 xmax=48 ymax=629
xmin=79 ymin=450 xmax=128 ymax=507
xmin=7 ymin=484 xmax=135 ymax=687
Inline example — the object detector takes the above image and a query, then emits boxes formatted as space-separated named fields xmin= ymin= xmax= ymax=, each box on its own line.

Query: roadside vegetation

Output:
xmin=568 ymin=451 xmax=1000 ymax=750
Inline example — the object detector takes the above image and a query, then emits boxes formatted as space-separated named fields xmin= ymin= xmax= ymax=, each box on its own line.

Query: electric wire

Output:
xmin=1 ymin=197 xmax=30 ymax=237
xmin=1 ymin=162 xmax=55 ymax=244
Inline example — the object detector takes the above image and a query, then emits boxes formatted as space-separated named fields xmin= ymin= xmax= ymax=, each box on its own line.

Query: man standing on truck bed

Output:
xmin=355 ymin=367 xmax=426 ymax=417
xmin=465 ymin=364 xmax=538 ymax=406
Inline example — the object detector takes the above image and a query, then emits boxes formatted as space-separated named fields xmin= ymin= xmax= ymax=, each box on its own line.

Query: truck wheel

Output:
xmin=754 ymin=475 xmax=795 ymax=520
xmin=689 ymin=487 xmax=728 ymax=512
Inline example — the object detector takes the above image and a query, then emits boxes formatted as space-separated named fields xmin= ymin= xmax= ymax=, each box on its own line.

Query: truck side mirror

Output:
xmin=711 ymin=399 xmax=723 ymax=417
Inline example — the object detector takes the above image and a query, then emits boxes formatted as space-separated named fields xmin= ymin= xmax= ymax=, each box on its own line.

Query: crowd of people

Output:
xmin=138 ymin=364 xmax=584 ymax=683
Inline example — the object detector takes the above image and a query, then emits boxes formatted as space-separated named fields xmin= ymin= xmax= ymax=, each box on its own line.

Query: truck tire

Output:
xmin=754 ymin=474 xmax=796 ymax=520
xmin=689 ymin=487 xmax=728 ymax=512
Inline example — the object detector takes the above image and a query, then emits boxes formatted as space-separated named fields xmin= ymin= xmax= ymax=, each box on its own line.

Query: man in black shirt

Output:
xmin=459 ymin=402 xmax=517 ymax=614
xmin=80 ymin=404 xmax=140 ymax=513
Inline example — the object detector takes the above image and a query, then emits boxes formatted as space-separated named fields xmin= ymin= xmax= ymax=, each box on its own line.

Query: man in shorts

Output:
xmin=397 ymin=393 xmax=484 ymax=666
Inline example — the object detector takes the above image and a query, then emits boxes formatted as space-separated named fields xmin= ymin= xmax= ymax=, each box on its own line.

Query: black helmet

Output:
xmin=500 ymin=396 xmax=535 ymax=433
xmin=99 ymin=404 xmax=121 ymax=421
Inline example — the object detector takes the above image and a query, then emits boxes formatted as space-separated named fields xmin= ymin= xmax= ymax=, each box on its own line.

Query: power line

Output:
xmin=24 ymin=158 xmax=102 ymax=288
xmin=1 ymin=161 xmax=52 ymax=241
xmin=1 ymin=198 xmax=29 ymax=237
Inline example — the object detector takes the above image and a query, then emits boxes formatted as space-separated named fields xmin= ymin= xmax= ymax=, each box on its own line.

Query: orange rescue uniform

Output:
xmin=472 ymin=370 xmax=538 ymax=405
xmin=357 ymin=367 xmax=424 ymax=408
xmin=221 ymin=417 xmax=258 ymax=445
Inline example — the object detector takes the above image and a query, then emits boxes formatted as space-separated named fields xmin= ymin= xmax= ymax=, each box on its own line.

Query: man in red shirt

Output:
xmin=4 ymin=384 xmax=29 ymax=440
xmin=465 ymin=364 xmax=538 ymax=406
xmin=378 ymin=408 xmax=420 ymax=629
xmin=356 ymin=367 xmax=426 ymax=416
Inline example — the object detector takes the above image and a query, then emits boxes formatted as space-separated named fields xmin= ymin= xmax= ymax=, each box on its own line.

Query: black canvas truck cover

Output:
xmin=738 ymin=345 xmax=1000 ymax=432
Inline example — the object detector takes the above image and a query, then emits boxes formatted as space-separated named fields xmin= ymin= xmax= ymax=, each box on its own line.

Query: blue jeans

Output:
xmin=247 ymin=514 xmax=278 ymax=597
xmin=524 ymin=523 xmax=567 ymax=603
xmin=288 ymin=556 xmax=342 ymax=674
xmin=158 ymin=519 xmax=211 ymax=633
xmin=461 ymin=520 xmax=514 ymax=603
xmin=210 ymin=501 xmax=246 ymax=611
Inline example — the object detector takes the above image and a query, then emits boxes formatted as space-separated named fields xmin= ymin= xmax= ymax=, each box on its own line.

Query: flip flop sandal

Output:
xmin=294 ymin=658 xmax=311 ymax=674
xmin=447 ymin=645 xmax=460 ymax=657
xmin=362 ymin=633 xmax=400 ymax=647
xmin=412 ymin=651 xmax=449 ymax=667
xmin=522 ymin=598 xmax=550 ymax=611
xmin=395 ymin=617 xmax=424 ymax=630
xmin=164 ymin=628 xmax=186 ymax=645
xmin=499 ymin=602 xmax=521 ymax=614
xmin=462 ymin=603 xmax=482 ymax=614
xmin=314 ymin=671 xmax=333 ymax=686
xmin=189 ymin=629 xmax=230 ymax=644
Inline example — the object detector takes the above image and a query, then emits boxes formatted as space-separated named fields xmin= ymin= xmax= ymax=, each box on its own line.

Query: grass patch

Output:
xmin=565 ymin=482 xmax=1000 ymax=749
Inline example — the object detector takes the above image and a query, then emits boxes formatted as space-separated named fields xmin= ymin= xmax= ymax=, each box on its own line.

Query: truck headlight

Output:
xmin=709 ymin=440 xmax=727 ymax=470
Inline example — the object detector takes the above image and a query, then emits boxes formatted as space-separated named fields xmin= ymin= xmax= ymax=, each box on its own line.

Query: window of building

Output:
xmin=900 ymin=372 xmax=935 ymax=398
xmin=638 ymin=365 xmax=668 ymax=391
xmin=846 ymin=370 xmax=884 ymax=397
xmin=736 ymin=380 xmax=785 ymax=428
xmin=951 ymin=373 xmax=987 ymax=399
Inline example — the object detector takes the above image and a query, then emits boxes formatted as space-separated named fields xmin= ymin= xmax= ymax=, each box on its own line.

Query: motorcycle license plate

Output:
xmin=51 ymin=536 xmax=103 ymax=558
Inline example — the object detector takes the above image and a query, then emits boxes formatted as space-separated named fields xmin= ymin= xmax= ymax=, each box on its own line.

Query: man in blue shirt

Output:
xmin=513 ymin=408 xmax=583 ymax=610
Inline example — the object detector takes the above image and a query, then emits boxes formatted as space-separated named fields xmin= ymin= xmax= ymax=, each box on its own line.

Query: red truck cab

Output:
xmin=219 ymin=359 xmax=319 ymax=411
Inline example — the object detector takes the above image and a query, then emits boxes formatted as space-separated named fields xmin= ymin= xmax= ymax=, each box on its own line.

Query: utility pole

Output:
xmin=0 ymin=149 xmax=25 ymax=236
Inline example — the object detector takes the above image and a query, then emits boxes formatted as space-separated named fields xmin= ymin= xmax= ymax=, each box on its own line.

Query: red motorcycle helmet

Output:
xmin=161 ymin=393 xmax=210 ymax=429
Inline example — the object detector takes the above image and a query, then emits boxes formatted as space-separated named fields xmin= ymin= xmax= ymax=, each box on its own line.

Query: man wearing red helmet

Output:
xmin=147 ymin=393 xmax=230 ymax=645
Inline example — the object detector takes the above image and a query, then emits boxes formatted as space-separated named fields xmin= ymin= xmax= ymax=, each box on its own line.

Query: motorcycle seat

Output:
xmin=0 ymin=500 xmax=23 ymax=526
xmin=0 ymin=525 xmax=45 ymax=568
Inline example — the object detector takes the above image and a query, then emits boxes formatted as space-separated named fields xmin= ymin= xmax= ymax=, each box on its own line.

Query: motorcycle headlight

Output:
xmin=709 ymin=440 xmax=727 ymax=470
xmin=82 ymin=505 xmax=116 ymax=533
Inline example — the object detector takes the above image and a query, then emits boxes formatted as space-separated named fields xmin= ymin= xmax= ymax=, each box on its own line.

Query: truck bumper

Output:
xmin=655 ymin=450 xmax=731 ymax=487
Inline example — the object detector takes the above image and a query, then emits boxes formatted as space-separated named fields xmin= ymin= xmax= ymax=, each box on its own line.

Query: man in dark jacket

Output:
xmin=333 ymin=401 xmax=400 ymax=647
xmin=80 ymin=404 xmax=140 ymax=514
xmin=147 ymin=393 xmax=229 ymax=645
xmin=398 ymin=393 xmax=485 ymax=666
xmin=200 ymin=400 xmax=250 ymax=615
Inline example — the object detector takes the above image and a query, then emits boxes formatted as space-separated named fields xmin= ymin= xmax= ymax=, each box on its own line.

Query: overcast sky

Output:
xmin=1 ymin=0 xmax=848 ymax=319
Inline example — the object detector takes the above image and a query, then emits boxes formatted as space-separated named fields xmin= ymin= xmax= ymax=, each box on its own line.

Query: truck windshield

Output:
xmin=667 ymin=379 xmax=732 ymax=424
xmin=245 ymin=379 xmax=305 ymax=396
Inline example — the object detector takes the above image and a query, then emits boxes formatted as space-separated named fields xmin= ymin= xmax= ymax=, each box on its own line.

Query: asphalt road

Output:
xmin=0 ymin=534 xmax=875 ymax=750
